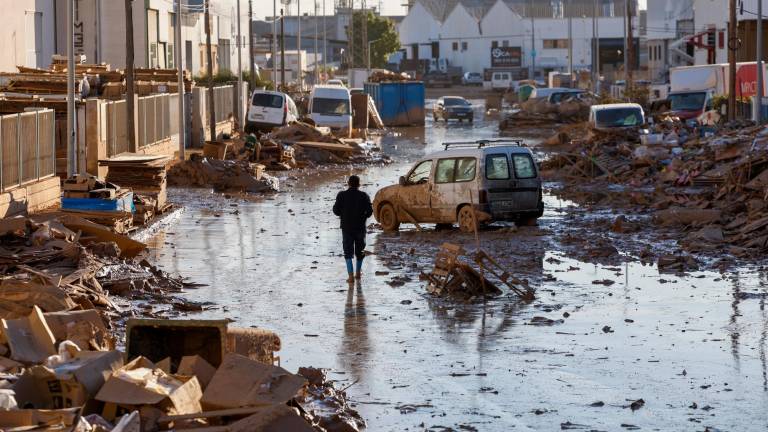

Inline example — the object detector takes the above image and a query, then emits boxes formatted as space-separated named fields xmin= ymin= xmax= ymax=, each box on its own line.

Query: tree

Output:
xmin=347 ymin=11 xmax=400 ymax=69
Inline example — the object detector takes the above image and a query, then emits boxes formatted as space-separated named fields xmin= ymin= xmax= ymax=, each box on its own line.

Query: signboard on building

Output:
xmin=491 ymin=47 xmax=521 ymax=68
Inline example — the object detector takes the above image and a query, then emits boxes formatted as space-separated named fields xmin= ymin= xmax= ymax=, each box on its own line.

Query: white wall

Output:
xmin=0 ymin=0 xmax=55 ymax=72
xmin=646 ymin=0 xmax=694 ymax=40
xmin=397 ymin=1 xmax=440 ymax=59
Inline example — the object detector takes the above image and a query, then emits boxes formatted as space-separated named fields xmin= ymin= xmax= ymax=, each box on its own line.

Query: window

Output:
xmin=543 ymin=39 xmax=569 ymax=49
xmin=435 ymin=159 xmax=456 ymax=183
xmin=452 ymin=42 xmax=459 ymax=51
xmin=435 ymin=158 xmax=476 ymax=183
xmin=486 ymin=155 xmax=510 ymax=180
xmin=252 ymin=93 xmax=284 ymax=108
xmin=551 ymin=0 xmax=564 ymax=19
xmin=502 ymin=40 xmax=509 ymax=48
xmin=600 ymin=0 xmax=613 ymax=17
xmin=461 ymin=41 xmax=468 ymax=51
xmin=407 ymin=160 xmax=432 ymax=184
xmin=311 ymin=98 xmax=350 ymax=115
xmin=492 ymin=41 xmax=499 ymax=49
xmin=454 ymin=158 xmax=476 ymax=182
xmin=147 ymin=9 xmax=159 ymax=68
xmin=512 ymin=154 xmax=536 ymax=179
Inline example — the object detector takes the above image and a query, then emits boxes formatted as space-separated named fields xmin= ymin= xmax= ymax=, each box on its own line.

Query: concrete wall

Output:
xmin=0 ymin=176 xmax=60 ymax=218
xmin=0 ymin=0 xmax=55 ymax=72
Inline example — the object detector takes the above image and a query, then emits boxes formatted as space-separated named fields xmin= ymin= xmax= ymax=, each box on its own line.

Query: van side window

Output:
xmin=252 ymin=93 xmax=283 ymax=108
xmin=486 ymin=154 xmax=510 ymax=179
xmin=435 ymin=159 xmax=456 ymax=183
xmin=407 ymin=160 xmax=432 ymax=184
xmin=512 ymin=154 xmax=536 ymax=179
xmin=454 ymin=158 xmax=476 ymax=182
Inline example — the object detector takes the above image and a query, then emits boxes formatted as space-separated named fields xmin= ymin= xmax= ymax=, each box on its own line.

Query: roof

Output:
xmin=413 ymin=0 xmax=629 ymax=22
xmin=591 ymin=103 xmax=643 ymax=111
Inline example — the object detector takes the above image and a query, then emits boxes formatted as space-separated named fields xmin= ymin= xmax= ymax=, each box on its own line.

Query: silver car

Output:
xmin=373 ymin=140 xmax=543 ymax=232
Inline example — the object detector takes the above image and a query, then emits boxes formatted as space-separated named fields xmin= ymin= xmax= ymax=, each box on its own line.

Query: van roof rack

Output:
xmin=443 ymin=139 xmax=525 ymax=150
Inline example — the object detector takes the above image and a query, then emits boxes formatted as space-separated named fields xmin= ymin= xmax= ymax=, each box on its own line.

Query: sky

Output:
xmin=255 ymin=0 xmax=647 ymax=19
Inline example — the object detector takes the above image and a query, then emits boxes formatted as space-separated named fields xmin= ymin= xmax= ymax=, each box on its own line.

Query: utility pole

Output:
xmin=298 ymin=0 xmax=303 ymax=90
xmin=314 ymin=0 xmax=319 ymax=83
xmin=361 ymin=0 xmax=368 ymax=73
xmin=565 ymin=0 xmax=573 ymax=78
xmin=323 ymin=0 xmax=327 ymax=78
xmin=237 ymin=0 xmax=243 ymax=131
xmin=728 ymin=0 xmax=737 ymax=121
xmin=273 ymin=0 xmax=277 ymax=85
xmin=281 ymin=8 xmax=286 ymax=89
xmin=622 ymin=0 xmax=627 ymax=81
xmin=530 ymin=0 xmax=535 ymax=80
xmin=67 ymin=0 xmax=76 ymax=176
xmin=125 ymin=0 xmax=136 ymax=153
xmin=205 ymin=0 xmax=216 ymax=140
xmin=349 ymin=0 xmax=354 ymax=68
xmin=626 ymin=0 xmax=634 ymax=91
xmin=175 ymin=0 xmax=185 ymax=160
xmin=592 ymin=0 xmax=598 ymax=92
xmin=758 ymin=0 xmax=764 ymax=124
xmin=249 ymin=0 xmax=256 ymax=85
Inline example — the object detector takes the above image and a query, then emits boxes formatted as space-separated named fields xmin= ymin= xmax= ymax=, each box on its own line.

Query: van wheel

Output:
xmin=379 ymin=204 xmax=400 ymax=232
xmin=458 ymin=206 xmax=477 ymax=233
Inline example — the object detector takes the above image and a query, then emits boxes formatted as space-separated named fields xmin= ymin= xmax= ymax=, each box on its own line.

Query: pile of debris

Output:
xmin=421 ymin=243 xmax=535 ymax=301
xmin=542 ymin=119 xmax=768 ymax=255
xmin=168 ymin=156 xmax=279 ymax=193
xmin=366 ymin=70 xmax=412 ymax=83
xmin=99 ymin=154 xmax=172 ymax=225
xmin=0 ymin=215 xmax=366 ymax=431
xmin=499 ymin=93 xmax=598 ymax=130
xmin=61 ymin=175 xmax=135 ymax=234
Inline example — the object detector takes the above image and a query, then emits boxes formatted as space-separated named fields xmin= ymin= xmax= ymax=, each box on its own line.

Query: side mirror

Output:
xmin=399 ymin=176 xmax=407 ymax=186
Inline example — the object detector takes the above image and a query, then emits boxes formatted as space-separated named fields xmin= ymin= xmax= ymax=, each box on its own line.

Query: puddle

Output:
xmin=146 ymin=114 xmax=768 ymax=431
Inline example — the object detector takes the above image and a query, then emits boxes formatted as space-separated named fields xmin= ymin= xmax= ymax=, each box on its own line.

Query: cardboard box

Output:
xmin=1 ymin=306 xmax=56 ymax=364
xmin=13 ymin=350 xmax=123 ymax=409
xmin=201 ymin=353 xmax=306 ymax=410
xmin=96 ymin=357 xmax=202 ymax=418
xmin=177 ymin=355 xmax=216 ymax=390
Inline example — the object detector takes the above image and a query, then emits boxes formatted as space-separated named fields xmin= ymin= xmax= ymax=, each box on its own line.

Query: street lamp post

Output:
xmin=367 ymin=39 xmax=379 ymax=72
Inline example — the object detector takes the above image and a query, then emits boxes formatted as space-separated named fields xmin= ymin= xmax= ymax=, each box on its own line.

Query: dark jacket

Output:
xmin=333 ymin=188 xmax=373 ymax=232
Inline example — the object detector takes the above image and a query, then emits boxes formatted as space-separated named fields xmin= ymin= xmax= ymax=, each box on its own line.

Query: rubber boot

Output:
xmin=346 ymin=259 xmax=355 ymax=283
xmin=355 ymin=258 xmax=364 ymax=280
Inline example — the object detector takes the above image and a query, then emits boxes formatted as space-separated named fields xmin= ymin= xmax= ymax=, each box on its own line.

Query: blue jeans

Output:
xmin=342 ymin=230 xmax=366 ymax=261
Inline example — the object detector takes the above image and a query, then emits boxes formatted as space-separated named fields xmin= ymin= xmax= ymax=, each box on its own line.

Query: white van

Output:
xmin=491 ymin=71 xmax=512 ymax=91
xmin=246 ymin=90 xmax=298 ymax=132
xmin=308 ymin=85 xmax=352 ymax=131
xmin=589 ymin=103 xmax=645 ymax=130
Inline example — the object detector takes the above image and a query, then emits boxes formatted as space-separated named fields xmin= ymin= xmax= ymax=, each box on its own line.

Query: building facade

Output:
xmin=397 ymin=0 xmax=637 ymax=81
xmin=0 ymin=0 xmax=57 ymax=72
xmin=645 ymin=0 xmax=694 ymax=81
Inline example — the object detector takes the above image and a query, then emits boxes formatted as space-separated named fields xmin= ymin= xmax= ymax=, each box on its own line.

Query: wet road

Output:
xmin=148 ymin=103 xmax=768 ymax=431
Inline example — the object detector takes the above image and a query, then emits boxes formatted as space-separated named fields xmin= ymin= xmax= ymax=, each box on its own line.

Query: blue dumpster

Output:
xmin=364 ymin=81 xmax=425 ymax=127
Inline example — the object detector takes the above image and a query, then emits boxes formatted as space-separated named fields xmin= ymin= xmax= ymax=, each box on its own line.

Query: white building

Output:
xmin=0 ymin=0 xmax=251 ymax=76
xmin=645 ymin=0 xmax=694 ymax=81
xmin=0 ymin=0 xmax=56 ymax=72
xmin=398 ymin=0 xmax=637 ymax=81
xmin=691 ymin=0 xmax=767 ymax=66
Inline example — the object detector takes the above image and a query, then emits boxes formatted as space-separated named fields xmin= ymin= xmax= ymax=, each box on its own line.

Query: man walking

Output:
xmin=333 ymin=175 xmax=373 ymax=283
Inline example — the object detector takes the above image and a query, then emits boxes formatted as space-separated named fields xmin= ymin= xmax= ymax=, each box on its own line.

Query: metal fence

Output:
xmin=104 ymin=94 xmax=179 ymax=157
xmin=197 ymin=85 xmax=235 ymax=124
xmin=0 ymin=109 xmax=55 ymax=192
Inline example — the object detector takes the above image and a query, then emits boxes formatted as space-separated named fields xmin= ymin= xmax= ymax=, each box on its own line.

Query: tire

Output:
xmin=379 ymin=203 xmax=400 ymax=232
xmin=457 ymin=205 xmax=477 ymax=233
xmin=468 ymin=117 xmax=474 ymax=124
xmin=435 ymin=223 xmax=453 ymax=231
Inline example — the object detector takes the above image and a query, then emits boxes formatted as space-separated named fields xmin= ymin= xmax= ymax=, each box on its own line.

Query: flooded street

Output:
xmin=147 ymin=104 xmax=768 ymax=431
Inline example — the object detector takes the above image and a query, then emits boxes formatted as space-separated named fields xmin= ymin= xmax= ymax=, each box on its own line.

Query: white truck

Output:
xmin=668 ymin=65 xmax=726 ymax=120
xmin=668 ymin=62 xmax=768 ymax=120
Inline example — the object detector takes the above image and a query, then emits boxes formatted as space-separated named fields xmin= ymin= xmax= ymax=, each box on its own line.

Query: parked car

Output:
xmin=373 ymin=140 xmax=543 ymax=232
xmin=589 ymin=103 xmax=645 ymax=130
xmin=491 ymin=71 xmax=513 ymax=91
xmin=424 ymin=72 xmax=452 ymax=88
xmin=245 ymin=90 xmax=299 ymax=132
xmin=326 ymin=79 xmax=345 ymax=87
xmin=462 ymin=72 xmax=483 ymax=86
xmin=308 ymin=85 xmax=352 ymax=131
xmin=433 ymin=96 xmax=474 ymax=123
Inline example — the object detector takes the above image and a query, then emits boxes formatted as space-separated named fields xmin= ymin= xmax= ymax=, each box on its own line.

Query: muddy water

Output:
xmin=147 ymin=103 xmax=768 ymax=431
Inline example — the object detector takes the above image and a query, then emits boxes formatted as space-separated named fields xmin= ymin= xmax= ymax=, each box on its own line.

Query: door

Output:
xmin=397 ymin=160 xmax=433 ymax=221
xmin=431 ymin=157 xmax=477 ymax=222
xmin=25 ymin=11 xmax=42 ymax=68
xmin=510 ymin=153 xmax=540 ymax=211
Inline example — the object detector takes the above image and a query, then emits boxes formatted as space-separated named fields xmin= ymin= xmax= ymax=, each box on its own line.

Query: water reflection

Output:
xmin=730 ymin=273 xmax=742 ymax=371
xmin=340 ymin=281 xmax=369 ymax=382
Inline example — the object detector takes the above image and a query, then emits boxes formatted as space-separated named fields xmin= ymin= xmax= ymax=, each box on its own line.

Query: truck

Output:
xmin=668 ymin=62 xmax=768 ymax=120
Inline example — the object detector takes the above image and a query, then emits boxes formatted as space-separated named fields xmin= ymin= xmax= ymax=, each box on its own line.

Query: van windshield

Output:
xmin=595 ymin=108 xmax=643 ymax=128
xmin=312 ymin=97 xmax=350 ymax=115
xmin=252 ymin=93 xmax=283 ymax=108
xmin=670 ymin=92 xmax=706 ymax=111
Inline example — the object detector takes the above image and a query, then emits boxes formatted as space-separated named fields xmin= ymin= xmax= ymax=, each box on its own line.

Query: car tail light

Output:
xmin=478 ymin=190 xmax=488 ymax=204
